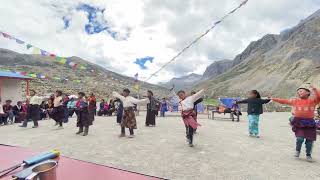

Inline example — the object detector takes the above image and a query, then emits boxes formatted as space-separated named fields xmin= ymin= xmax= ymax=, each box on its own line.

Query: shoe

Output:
xmin=54 ymin=122 xmax=58 ymax=126
xmin=119 ymin=134 xmax=125 ymax=137
xmin=189 ymin=143 xmax=194 ymax=147
xmin=294 ymin=151 xmax=300 ymax=158
xmin=128 ymin=135 xmax=134 ymax=138
xmin=32 ymin=126 xmax=38 ymax=128
xmin=255 ymin=135 xmax=260 ymax=138
xmin=76 ymin=131 xmax=83 ymax=135
xmin=306 ymin=155 xmax=313 ymax=162
xmin=249 ymin=134 xmax=254 ymax=137
xmin=83 ymin=127 xmax=89 ymax=136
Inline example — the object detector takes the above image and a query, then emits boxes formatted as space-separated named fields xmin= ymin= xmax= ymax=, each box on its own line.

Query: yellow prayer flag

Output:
xmin=32 ymin=47 xmax=40 ymax=54
xmin=59 ymin=58 xmax=67 ymax=64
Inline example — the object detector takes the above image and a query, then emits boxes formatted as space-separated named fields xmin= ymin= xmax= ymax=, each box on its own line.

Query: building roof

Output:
xmin=0 ymin=71 xmax=31 ymax=80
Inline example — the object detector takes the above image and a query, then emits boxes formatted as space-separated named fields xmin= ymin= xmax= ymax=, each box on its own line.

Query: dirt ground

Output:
xmin=1 ymin=112 xmax=320 ymax=180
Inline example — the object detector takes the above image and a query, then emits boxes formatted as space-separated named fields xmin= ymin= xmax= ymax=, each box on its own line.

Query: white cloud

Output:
xmin=0 ymin=0 xmax=319 ymax=84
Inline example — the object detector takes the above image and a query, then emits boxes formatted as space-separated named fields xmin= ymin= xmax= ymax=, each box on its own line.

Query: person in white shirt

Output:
xmin=113 ymin=88 xmax=149 ymax=138
xmin=20 ymin=90 xmax=43 ymax=128
xmin=52 ymin=90 xmax=64 ymax=129
xmin=177 ymin=89 xmax=204 ymax=147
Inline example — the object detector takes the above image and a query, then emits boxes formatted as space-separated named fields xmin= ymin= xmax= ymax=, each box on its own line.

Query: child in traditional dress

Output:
xmin=236 ymin=90 xmax=271 ymax=138
xmin=75 ymin=92 xmax=91 ymax=136
xmin=177 ymin=89 xmax=204 ymax=147
xmin=271 ymin=85 xmax=320 ymax=161
xmin=113 ymin=89 xmax=149 ymax=138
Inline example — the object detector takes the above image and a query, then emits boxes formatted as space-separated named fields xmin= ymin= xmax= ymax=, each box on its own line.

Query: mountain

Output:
xmin=196 ymin=9 xmax=320 ymax=98
xmin=160 ymin=73 xmax=202 ymax=90
xmin=0 ymin=48 xmax=168 ymax=98
xmin=202 ymin=59 xmax=233 ymax=80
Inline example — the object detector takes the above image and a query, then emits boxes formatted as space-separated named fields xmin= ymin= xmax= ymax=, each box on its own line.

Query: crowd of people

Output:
xmin=1 ymin=84 xmax=320 ymax=161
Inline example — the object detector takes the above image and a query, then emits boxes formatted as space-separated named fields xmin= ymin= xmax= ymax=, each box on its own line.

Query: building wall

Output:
xmin=0 ymin=79 xmax=23 ymax=105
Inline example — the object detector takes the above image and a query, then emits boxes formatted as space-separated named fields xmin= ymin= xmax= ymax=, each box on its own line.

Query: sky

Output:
xmin=0 ymin=0 xmax=319 ymax=84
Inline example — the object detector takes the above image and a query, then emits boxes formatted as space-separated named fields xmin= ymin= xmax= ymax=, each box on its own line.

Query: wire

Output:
xmin=143 ymin=0 xmax=249 ymax=83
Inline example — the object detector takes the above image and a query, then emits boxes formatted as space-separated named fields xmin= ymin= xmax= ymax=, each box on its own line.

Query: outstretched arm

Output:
xmin=130 ymin=97 xmax=150 ymax=105
xmin=271 ymin=98 xmax=294 ymax=105
xmin=260 ymin=99 xmax=271 ymax=104
xmin=112 ymin=92 xmax=125 ymax=101
xmin=236 ymin=99 xmax=248 ymax=104
xmin=191 ymin=89 xmax=204 ymax=103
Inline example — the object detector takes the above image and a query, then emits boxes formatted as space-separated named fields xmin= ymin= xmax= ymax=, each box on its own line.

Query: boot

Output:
xmin=83 ymin=126 xmax=89 ymax=136
xmin=76 ymin=126 xmax=83 ymax=134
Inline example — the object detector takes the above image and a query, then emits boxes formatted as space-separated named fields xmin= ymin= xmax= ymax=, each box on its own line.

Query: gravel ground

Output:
xmin=1 ymin=112 xmax=320 ymax=180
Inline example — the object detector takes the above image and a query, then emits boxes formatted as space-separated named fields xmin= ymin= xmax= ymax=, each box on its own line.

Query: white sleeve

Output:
xmin=191 ymin=89 xmax=204 ymax=102
xmin=130 ymin=97 xmax=150 ymax=105
xmin=112 ymin=92 xmax=125 ymax=101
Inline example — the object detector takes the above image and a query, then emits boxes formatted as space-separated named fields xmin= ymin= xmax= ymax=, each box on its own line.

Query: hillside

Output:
xmin=0 ymin=48 xmax=168 ymax=99
xmin=195 ymin=9 xmax=320 ymax=98
xmin=159 ymin=73 xmax=202 ymax=90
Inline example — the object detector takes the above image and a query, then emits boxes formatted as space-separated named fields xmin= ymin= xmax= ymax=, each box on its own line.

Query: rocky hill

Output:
xmin=160 ymin=73 xmax=202 ymax=90
xmin=202 ymin=59 xmax=233 ymax=80
xmin=196 ymin=9 xmax=320 ymax=98
xmin=0 ymin=48 xmax=168 ymax=99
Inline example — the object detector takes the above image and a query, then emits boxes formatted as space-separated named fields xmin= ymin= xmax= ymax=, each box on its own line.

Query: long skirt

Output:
xmin=181 ymin=109 xmax=200 ymax=129
xmin=291 ymin=117 xmax=317 ymax=141
xmin=51 ymin=106 xmax=65 ymax=123
xmin=27 ymin=105 xmax=40 ymax=121
xmin=121 ymin=108 xmax=137 ymax=129
xmin=76 ymin=109 xmax=92 ymax=127
xmin=88 ymin=108 xmax=95 ymax=122
xmin=146 ymin=109 xmax=156 ymax=126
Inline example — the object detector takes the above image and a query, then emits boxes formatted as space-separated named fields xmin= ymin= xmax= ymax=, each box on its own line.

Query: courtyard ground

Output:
xmin=1 ymin=112 xmax=320 ymax=180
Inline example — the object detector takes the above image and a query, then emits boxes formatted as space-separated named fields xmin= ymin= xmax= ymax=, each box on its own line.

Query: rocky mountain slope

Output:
xmin=202 ymin=59 xmax=233 ymax=80
xmin=196 ymin=9 xmax=320 ymax=98
xmin=0 ymin=48 xmax=168 ymax=99
xmin=160 ymin=73 xmax=202 ymax=90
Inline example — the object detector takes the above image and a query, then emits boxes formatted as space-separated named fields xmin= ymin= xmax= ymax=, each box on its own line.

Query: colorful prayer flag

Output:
xmin=32 ymin=47 xmax=40 ymax=54
xmin=26 ymin=44 xmax=33 ymax=49
xmin=15 ymin=38 xmax=25 ymax=44
xmin=59 ymin=58 xmax=67 ymax=64
xmin=40 ymin=49 xmax=49 ymax=56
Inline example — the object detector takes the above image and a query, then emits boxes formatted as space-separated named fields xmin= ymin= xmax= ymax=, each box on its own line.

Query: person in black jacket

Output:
xmin=236 ymin=90 xmax=270 ymax=138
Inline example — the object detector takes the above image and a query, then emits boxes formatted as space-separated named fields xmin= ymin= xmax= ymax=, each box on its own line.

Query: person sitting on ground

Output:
xmin=13 ymin=101 xmax=27 ymax=123
xmin=3 ymin=100 xmax=14 ymax=124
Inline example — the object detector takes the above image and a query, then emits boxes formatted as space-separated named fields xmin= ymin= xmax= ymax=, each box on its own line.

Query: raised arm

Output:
xmin=311 ymin=86 xmax=320 ymax=103
xmin=112 ymin=92 xmax=125 ymax=101
xmin=191 ymin=89 xmax=204 ymax=103
xmin=271 ymin=98 xmax=294 ymax=105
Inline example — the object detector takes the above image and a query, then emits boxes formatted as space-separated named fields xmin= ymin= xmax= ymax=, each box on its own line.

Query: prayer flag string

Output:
xmin=144 ymin=0 xmax=249 ymax=82
xmin=0 ymin=31 xmax=90 ymax=72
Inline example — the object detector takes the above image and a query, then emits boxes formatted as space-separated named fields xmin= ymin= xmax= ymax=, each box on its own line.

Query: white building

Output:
xmin=0 ymin=71 xmax=31 ymax=104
